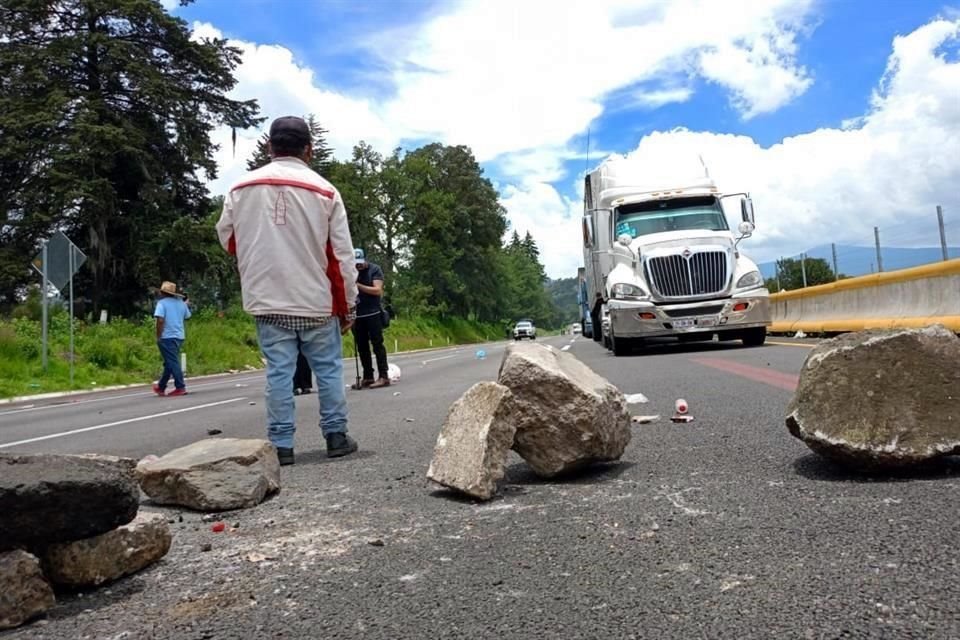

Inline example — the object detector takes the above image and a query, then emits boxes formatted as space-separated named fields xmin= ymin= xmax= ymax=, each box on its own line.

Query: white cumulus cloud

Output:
xmin=189 ymin=5 xmax=957 ymax=280
xmin=510 ymin=17 xmax=960 ymax=277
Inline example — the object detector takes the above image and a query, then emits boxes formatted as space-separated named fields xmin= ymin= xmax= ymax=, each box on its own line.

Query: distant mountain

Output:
xmin=758 ymin=244 xmax=960 ymax=280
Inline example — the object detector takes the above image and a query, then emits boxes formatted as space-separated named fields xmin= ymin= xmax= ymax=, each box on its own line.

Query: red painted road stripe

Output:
xmin=690 ymin=357 xmax=799 ymax=391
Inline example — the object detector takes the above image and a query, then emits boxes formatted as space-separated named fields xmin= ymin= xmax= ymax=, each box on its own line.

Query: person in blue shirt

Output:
xmin=152 ymin=281 xmax=192 ymax=397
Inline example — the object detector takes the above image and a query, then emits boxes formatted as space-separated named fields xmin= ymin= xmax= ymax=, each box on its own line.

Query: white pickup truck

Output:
xmin=513 ymin=321 xmax=537 ymax=340
xmin=581 ymin=155 xmax=771 ymax=356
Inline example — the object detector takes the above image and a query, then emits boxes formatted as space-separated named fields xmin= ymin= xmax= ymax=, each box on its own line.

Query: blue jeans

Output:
xmin=256 ymin=320 xmax=348 ymax=448
xmin=157 ymin=338 xmax=185 ymax=391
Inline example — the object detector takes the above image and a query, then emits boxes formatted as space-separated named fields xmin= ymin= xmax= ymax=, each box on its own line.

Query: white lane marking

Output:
xmin=421 ymin=354 xmax=457 ymax=365
xmin=561 ymin=345 xmax=571 ymax=351
xmin=0 ymin=398 xmax=248 ymax=449
xmin=0 ymin=375 xmax=263 ymax=417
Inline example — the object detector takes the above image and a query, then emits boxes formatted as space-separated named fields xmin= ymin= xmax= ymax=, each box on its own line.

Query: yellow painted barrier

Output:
xmin=771 ymin=258 xmax=960 ymax=303
xmin=771 ymin=316 xmax=960 ymax=334
xmin=769 ymin=258 xmax=960 ymax=334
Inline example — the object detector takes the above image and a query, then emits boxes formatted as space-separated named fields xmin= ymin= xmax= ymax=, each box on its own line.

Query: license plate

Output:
xmin=674 ymin=316 xmax=717 ymax=329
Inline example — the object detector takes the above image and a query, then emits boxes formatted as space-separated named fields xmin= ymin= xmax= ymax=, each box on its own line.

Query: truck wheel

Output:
xmin=611 ymin=332 xmax=631 ymax=357
xmin=741 ymin=327 xmax=767 ymax=347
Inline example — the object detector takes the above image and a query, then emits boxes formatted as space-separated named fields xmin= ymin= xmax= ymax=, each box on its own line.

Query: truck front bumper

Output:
xmin=608 ymin=290 xmax=771 ymax=339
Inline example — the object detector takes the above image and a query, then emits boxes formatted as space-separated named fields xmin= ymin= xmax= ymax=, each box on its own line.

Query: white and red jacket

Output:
xmin=216 ymin=157 xmax=358 ymax=318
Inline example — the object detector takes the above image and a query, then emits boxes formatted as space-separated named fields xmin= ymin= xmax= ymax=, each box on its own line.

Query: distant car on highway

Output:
xmin=513 ymin=321 xmax=536 ymax=340
xmin=571 ymin=323 xmax=582 ymax=335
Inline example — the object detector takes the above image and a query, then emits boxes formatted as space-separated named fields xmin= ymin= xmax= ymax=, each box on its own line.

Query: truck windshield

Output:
xmin=614 ymin=196 xmax=728 ymax=238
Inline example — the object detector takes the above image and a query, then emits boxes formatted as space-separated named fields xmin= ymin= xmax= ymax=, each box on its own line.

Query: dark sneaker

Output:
xmin=369 ymin=377 xmax=390 ymax=389
xmin=300 ymin=388 xmax=313 ymax=395
xmin=293 ymin=388 xmax=302 ymax=396
xmin=276 ymin=447 xmax=295 ymax=466
xmin=325 ymin=433 xmax=358 ymax=458
xmin=360 ymin=378 xmax=375 ymax=388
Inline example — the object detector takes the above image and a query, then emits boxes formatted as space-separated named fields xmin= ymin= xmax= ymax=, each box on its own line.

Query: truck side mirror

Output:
xmin=741 ymin=196 xmax=755 ymax=225
xmin=582 ymin=215 xmax=595 ymax=248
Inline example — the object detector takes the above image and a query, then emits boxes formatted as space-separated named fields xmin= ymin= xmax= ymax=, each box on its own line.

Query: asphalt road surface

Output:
xmin=3 ymin=335 xmax=959 ymax=639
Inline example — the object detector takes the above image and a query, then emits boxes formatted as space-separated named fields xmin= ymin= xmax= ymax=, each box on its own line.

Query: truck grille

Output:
xmin=646 ymin=251 xmax=728 ymax=298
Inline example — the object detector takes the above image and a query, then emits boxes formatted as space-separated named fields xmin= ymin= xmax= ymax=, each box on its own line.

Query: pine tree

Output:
xmin=246 ymin=134 xmax=271 ymax=171
xmin=245 ymin=114 xmax=333 ymax=173
xmin=0 ymin=0 xmax=261 ymax=313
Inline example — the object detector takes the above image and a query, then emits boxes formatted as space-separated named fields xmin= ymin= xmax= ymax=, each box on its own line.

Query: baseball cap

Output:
xmin=269 ymin=116 xmax=311 ymax=147
xmin=355 ymin=248 xmax=366 ymax=265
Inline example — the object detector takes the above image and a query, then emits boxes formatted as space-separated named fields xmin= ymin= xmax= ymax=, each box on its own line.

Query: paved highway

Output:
xmin=3 ymin=335 xmax=959 ymax=639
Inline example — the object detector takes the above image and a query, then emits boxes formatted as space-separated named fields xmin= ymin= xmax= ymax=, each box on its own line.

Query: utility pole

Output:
xmin=874 ymin=226 xmax=883 ymax=272
xmin=937 ymin=205 xmax=948 ymax=261
xmin=831 ymin=243 xmax=839 ymax=280
xmin=800 ymin=253 xmax=808 ymax=288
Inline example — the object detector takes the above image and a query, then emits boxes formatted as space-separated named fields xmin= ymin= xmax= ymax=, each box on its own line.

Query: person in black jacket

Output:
xmin=292 ymin=347 xmax=313 ymax=395
xmin=352 ymin=248 xmax=390 ymax=388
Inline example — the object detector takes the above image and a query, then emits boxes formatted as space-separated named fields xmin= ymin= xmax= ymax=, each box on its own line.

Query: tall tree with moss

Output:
xmin=0 ymin=0 xmax=261 ymax=313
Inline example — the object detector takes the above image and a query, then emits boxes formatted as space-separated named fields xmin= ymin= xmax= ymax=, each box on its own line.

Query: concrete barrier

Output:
xmin=770 ymin=258 xmax=960 ymax=333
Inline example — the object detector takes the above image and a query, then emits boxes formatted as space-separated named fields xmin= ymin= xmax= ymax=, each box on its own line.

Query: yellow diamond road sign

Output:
xmin=32 ymin=231 xmax=86 ymax=291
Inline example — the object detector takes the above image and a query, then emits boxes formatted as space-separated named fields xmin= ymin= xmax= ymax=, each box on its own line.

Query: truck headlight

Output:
xmin=736 ymin=271 xmax=763 ymax=289
xmin=611 ymin=283 xmax=647 ymax=299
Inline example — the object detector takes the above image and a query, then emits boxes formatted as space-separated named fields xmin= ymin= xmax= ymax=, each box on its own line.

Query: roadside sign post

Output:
xmin=32 ymin=232 xmax=86 ymax=378
xmin=69 ymin=245 xmax=75 ymax=386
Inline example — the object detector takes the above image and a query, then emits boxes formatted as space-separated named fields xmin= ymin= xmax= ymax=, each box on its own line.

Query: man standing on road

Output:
xmin=152 ymin=281 xmax=191 ymax=397
xmin=216 ymin=116 xmax=359 ymax=466
xmin=352 ymin=249 xmax=390 ymax=389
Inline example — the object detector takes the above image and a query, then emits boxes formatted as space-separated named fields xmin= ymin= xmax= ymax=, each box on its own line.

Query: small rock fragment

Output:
xmin=136 ymin=438 xmax=280 ymax=511
xmin=40 ymin=512 xmax=172 ymax=588
xmin=0 ymin=550 xmax=55 ymax=630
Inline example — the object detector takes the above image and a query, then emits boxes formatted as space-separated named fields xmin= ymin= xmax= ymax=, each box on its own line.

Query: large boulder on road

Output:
xmin=137 ymin=438 xmax=280 ymax=511
xmin=498 ymin=342 xmax=632 ymax=477
xmin=40 ymin=512 xmax=172 ymax=588
xmin=786 ymin=325 xmax=960 ymax=470
xmin=0 ymin=454 xmax=139 ymax=551
xmin=427 ymin=382 xmax=518 ymax=500
xmin=0 ymin=550 xmax=55 ymax=630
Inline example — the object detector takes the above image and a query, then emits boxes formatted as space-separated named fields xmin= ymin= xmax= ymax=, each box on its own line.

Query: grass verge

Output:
xmin=0 ymin=308 xmax=508 ymax=399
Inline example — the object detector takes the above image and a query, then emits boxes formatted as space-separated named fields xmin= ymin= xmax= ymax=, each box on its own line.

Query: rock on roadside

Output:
xmin=0 ymin=550 xmax=55 ymax=630
xmin=0 ymin=454 xmax=139 ymax=551
xmin=427 ymin=382 xmax=519 ymax=500
xmin=786 ymin=325 xmax=960 ymax=470
xmin=137 ymin=438 xmax=280 ymax=511
xmin=498 ymin=342 xmax=632 ymax=477
xmin=40 ymin=512 xmax=172 ymax=588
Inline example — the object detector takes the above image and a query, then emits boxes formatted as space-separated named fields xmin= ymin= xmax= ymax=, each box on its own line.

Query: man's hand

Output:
xmin=340 ymin=318 xmax=354 ymax=335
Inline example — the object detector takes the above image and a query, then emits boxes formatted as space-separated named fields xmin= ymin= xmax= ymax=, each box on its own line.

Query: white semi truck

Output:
xmin=581 ymin=155 xmax=771 ymax=356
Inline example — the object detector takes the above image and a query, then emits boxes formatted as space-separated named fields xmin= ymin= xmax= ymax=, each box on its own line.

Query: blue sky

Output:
xmin=175 ymin=0 xmax=960 ymax=278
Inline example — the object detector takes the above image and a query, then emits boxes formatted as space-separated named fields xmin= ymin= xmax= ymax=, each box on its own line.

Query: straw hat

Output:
xmin=159 ymin=281 xmax=184 ymax=298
